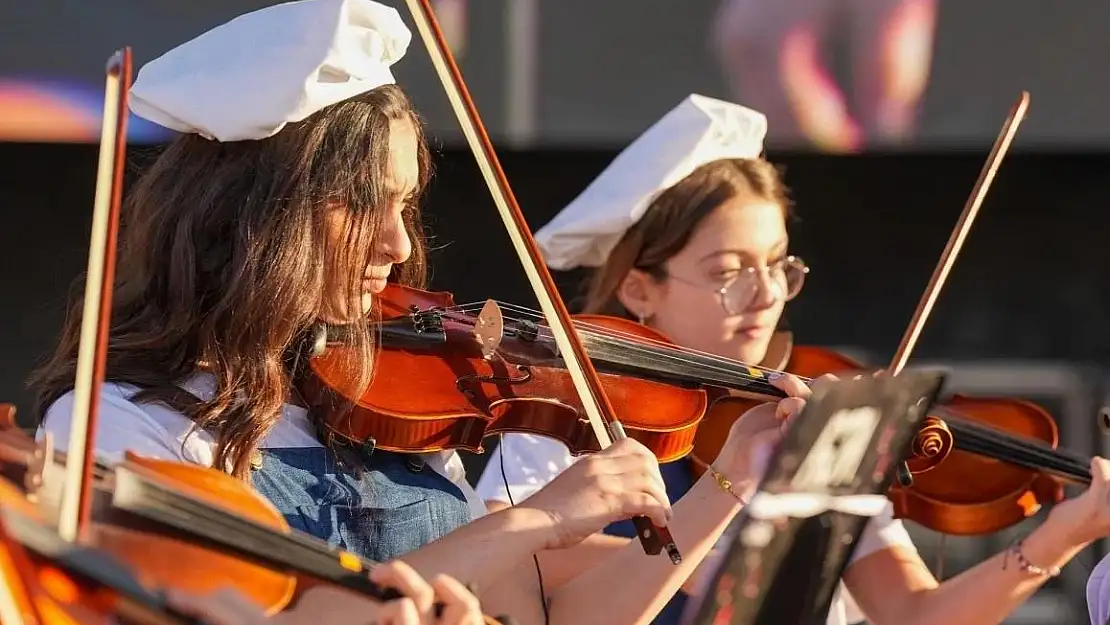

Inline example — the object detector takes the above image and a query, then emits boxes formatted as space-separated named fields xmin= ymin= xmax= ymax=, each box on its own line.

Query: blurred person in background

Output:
xmin=712 ymin=0 xmax=937 ymax=152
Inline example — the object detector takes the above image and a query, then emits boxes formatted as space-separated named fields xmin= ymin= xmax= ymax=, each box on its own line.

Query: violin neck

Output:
xmin=578 ymin=332 xmax=786 ymax=399
xmin=937 ymin=409 xmax=1092 ymax=485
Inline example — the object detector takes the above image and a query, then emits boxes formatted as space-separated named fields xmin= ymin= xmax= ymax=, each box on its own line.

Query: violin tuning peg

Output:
xmin=895 ymin=461 xmax=914 ymax=488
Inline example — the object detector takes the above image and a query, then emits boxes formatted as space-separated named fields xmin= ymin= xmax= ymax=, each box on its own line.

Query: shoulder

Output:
xmin=39 ymin=382 xmax=215 ymax=465
xmin=474 ymin=434 xmax=578 ymax=504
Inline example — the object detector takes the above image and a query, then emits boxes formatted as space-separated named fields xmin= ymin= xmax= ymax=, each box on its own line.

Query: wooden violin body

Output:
xmin=303 ymin=284 xmax=707 ymax=463
xmin=690 ymin=336 xmax=1069 ymax=536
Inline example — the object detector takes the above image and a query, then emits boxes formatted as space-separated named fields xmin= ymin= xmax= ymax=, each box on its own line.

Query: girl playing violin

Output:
xmin=30 ymin=1 xmax=803 ymax=623
xmin=474 ymin=93 xmax=1110 ymax=625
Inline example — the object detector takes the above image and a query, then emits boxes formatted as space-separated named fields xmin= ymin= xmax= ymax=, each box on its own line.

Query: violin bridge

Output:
xmin=474 ymin=299 xmax=505 ymax=360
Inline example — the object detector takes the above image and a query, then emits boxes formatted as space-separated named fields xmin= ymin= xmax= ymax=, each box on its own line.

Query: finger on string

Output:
xmin=371 ymin=561 xmax=435 ymax=618
xmin=769 ymin=373 xmax=810 ymax=399
xmin=430 ymin=575 xmax=484 ymax=625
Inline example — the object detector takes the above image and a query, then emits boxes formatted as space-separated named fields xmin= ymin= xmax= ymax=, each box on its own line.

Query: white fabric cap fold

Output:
xmin=129 ymin=0 xmax=412 ymax=142
xmin=536 ymin=94 xmax=768 ymax=270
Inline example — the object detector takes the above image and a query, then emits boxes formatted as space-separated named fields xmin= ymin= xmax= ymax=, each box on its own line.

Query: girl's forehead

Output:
xmin=678 ymin=201 xmax=787 ymax=264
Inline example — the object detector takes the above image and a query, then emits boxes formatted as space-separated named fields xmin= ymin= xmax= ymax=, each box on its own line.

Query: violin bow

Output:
xmin=887 ymin=91 xmax=1029 ymax=376
xmin=56 ymin=48 xmax=133 ymax=543
xmin=403 ymin=0 xmax=681 ymax=563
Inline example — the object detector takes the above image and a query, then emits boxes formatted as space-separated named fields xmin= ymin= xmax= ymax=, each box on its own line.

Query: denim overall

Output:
xmin=250 ymin=447 xmax=473 ymax=563
xmin=604 ymin=459 xmax=696 ymax=625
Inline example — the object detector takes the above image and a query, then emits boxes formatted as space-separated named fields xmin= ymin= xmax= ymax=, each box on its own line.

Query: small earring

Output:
xmin=637 ymin=311 xmax=647 ymax=325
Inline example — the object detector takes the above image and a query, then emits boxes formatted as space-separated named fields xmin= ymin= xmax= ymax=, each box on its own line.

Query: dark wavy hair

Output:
xmin=30 ymin=84 xmax=431 ymax=478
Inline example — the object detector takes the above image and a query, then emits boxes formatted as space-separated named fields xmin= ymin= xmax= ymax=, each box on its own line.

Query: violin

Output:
xmin=689 ymin=334 xmax=1088 ymax=536
xmin=303 ymin=284 xmax=706 ymax=463
xmin=0 ymin=409 xmax=214 ymax=625
xmin=0 ymin=403 xmax=515 ymax=625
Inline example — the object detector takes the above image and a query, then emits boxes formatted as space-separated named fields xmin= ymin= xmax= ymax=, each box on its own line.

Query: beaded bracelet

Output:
xmin=1006 ymin=540 xmax=1061 ymax=578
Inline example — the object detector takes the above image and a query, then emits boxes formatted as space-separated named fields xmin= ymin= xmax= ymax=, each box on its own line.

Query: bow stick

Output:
xmin=886 ymin=92 xmax=1030 ymax=376
xmin=56 ymin=48 xmax=133 ymax=543
xmin=403 ymin=0 xmax=681 ymax=563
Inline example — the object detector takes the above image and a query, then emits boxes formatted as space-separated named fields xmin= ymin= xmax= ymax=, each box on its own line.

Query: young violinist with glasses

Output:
xmin=30 ymin=1 xmax=807 ymax=623
xmin=474 ymin=94 xmax=1110 ymax=625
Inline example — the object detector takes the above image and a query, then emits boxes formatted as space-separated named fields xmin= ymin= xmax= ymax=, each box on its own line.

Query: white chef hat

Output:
xmin=129 ymin=0 xmax=412 ymax=142
xmin=536 ymin=94 xmax=768 ymax=270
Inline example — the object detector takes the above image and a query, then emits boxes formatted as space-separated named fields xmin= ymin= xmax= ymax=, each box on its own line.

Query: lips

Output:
xmin=734 ymin=324 xmax=771 ymax=337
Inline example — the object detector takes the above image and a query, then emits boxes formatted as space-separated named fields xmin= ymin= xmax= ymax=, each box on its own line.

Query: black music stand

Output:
xmin=681 ymin=370 xmax=946 ymax=625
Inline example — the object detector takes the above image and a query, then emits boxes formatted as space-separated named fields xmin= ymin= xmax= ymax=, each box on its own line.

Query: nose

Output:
xmin=744 ymin=268 xmax=780 ymax=313
xmin=377 ymin=213 xmax=412 ymax=265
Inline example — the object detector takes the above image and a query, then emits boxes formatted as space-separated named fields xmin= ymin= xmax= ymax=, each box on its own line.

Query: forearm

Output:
xmin=400 ymin=506 xmax=553 ymax=590
xmin=529 ymin=534 xmax=629 ymax=589
xmin=875 ymin=512 xmax=1087 ymax=625
xmin=547 ymin=475 xmax=741 ymax=625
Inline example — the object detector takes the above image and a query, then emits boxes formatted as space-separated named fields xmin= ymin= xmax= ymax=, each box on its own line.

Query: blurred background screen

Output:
xmin=2 ymin=0 xmax=1107 ymax=151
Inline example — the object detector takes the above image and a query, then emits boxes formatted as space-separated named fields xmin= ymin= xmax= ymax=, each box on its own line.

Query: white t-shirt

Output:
xmin=38 ymin=375 xmax=487 ymax=519
xmin=476 ymin=433 xmax=919 ymax=625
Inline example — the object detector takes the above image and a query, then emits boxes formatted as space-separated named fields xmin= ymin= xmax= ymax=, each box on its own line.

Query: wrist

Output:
xmin=695 ymin=467 xmax=749 ymax=512
xmin=498 ymin=505 xmax=564 ymax=553
xmin=1023 ymin=510 xmax=1087 ymax=570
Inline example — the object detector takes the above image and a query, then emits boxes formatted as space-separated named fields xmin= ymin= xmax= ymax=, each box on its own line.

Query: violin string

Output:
xmin=932 ymin=406 xmax=1091 ymax=467
xmin=442 ymin=301 xmax=789 ymax=392
xmin=946 ymin=424 xmax=1090 ymax=483
xmin=435 ymin=300 xmax=1091 ymax=482
xmin=445 ymin=301 xmax=780 ymax=383
xmin=932 ymin=409 xmax=1091 ymax=482
xmin=486 ymin=301 xmax=795 ymax=380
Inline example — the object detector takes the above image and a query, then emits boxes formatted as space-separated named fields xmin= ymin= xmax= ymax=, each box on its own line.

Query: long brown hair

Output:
xmin=583 ymin=158 xmax=792 ymax=316
xmin=30 ymin=84 xmax=431 ymax=478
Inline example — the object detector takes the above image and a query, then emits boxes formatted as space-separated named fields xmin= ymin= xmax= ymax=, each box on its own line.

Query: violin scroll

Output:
xmin=903 ymin=416 xmax=954 ymax=475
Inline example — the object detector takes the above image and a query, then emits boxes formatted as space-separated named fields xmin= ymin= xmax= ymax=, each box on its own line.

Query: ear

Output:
xmin=615 ymin=269 xmax=662 ymax=320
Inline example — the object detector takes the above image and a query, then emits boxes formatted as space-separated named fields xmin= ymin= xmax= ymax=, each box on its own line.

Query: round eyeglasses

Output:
xmin=664 ymin=255 xmax=809 ymax=316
